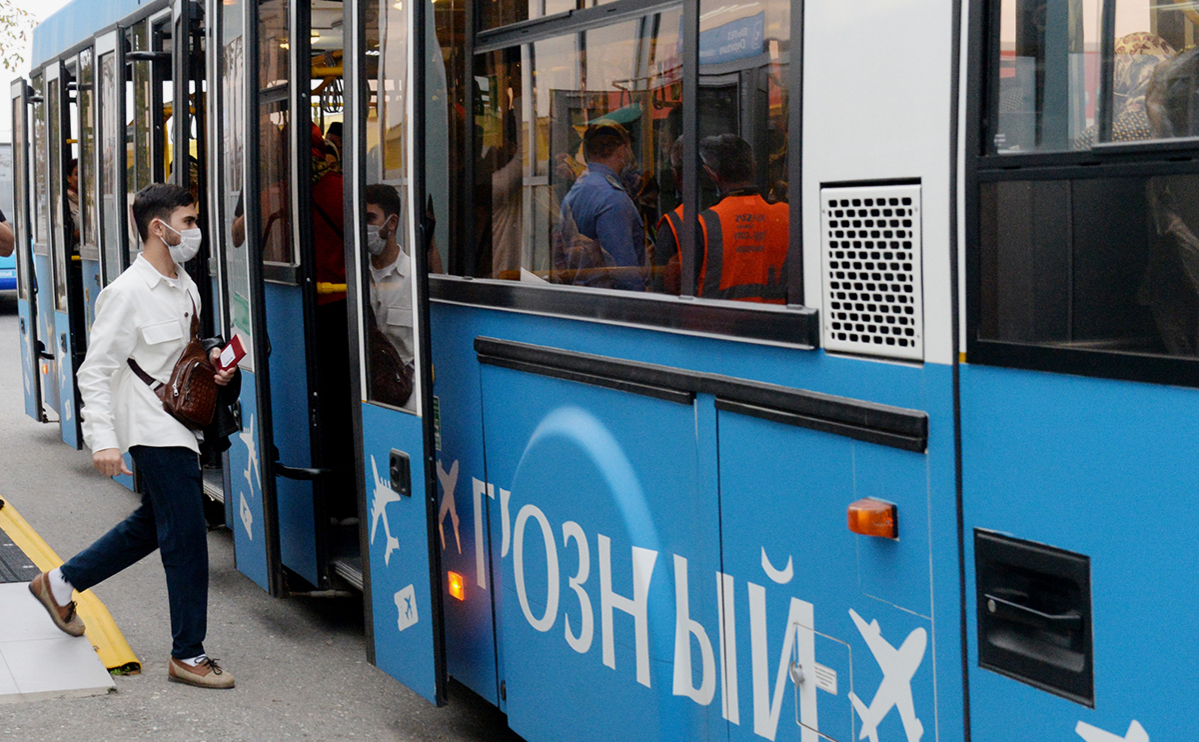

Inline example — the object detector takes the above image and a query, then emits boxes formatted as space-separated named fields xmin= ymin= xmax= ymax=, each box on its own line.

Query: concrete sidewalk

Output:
xmin=0 ymin=292 xmax=523 ymax=739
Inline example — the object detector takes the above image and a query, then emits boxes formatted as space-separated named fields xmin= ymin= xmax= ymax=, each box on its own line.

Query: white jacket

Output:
xmin=77 ymin=254 xmax=202 ymax=454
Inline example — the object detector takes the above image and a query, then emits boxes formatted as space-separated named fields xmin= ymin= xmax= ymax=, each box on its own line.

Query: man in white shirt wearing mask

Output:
xmin=27 ymin=183 xmax=238 ymax=689
xmin=364 ymin=184 xmax=415 ymax=408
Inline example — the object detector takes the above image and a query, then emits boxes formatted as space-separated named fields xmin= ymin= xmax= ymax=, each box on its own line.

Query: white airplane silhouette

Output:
xmin=436 ymin=459 xmax=461 ymax=554
xmin=848 ymin=609 xmax=927 ymax=742
xmin=239 ymin=413 xmax=259 ymax=497
xmin=1076 ymin=720 xmax=1149 ymax=742
xmin=369 ymin=456 xmax=401 ymax=566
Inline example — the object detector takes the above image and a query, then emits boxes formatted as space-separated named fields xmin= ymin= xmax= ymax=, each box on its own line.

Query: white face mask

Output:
xmin=158 ymin=220 xmax=203 ymax=264
xmin=366 ymin=215 xmax=395 ymax=257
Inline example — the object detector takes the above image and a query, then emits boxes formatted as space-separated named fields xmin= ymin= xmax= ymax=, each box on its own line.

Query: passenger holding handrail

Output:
xmin=29 ymin=184 xmax=238 ymax=689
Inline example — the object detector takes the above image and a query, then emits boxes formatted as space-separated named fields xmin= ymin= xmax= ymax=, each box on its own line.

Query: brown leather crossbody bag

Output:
xmin=127 ymin=298 xmax=218 ymax=430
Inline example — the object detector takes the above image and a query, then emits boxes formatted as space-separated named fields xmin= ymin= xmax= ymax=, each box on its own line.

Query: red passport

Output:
xmin=217 ymin=335 xmax=247 ymax=372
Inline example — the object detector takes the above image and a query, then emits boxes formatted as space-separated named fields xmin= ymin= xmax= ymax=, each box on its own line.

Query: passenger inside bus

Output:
xmin=694 ymin=134 xmax=788 ymax=303
xmin=554 ymin=122 xmax=648 ymax=291
xmin=364 ymin=184 xmax=415 ymax=409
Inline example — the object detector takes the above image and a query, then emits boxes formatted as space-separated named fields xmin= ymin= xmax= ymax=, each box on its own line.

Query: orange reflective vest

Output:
xmin=697 ymin=192 xmax=788 ymax=303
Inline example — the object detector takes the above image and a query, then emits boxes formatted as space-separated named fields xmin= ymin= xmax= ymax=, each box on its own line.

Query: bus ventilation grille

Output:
xmin=820 ymin=184 xmax=923 ymax=361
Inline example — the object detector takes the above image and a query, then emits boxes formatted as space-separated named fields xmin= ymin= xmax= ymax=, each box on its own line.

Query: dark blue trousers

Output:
xmin=60 ymin=446 xmax=208 ymax=660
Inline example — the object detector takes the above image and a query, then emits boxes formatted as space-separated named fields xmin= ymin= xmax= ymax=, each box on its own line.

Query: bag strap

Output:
xmin=128 ymin=296 xmax=201 ymax=391
xmin=314 ymin=201 xmax=344 ymax=241
xmin=127 ymin=358 xmax=164 ymax=392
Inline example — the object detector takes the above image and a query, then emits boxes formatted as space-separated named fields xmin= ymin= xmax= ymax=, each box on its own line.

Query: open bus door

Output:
xmin=10 ymin=79 xmax=41 ymax=422
xmin=46 ymin=59 xmax=86 ymax=449
xmin=343 ymin=0 xmax=446 ymax=705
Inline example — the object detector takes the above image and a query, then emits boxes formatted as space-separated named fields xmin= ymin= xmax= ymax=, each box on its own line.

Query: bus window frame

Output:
xmin=31 ymin=71 xmax=49 ymax=259
xmin=11 ymin=79 xmax=32 ymax=303
xmin=966 ymin=0 xmax=1199 ymax=388
xmin=47 ymin=61 xmax=70 ymax=314
xmin=436 ymin=0 xmax=813 ymax=348
xmin=78 ymin=46 xmax=101 ymax=263
xmin=96 ymin=30 xmax=127 ymax=286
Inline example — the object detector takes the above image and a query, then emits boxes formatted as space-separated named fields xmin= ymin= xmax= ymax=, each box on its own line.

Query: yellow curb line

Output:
xmin=0 ymin=499 xmax=141 ymax=675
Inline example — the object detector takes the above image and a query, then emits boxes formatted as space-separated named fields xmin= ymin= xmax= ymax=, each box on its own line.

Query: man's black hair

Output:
xmin=698 ymin=133 xmax=755 ymax=185
xmin=326 ymin=121 xmax=343 ymax=139
xmin=132 ymin=183 xmax=195 ymax=242
xmin=365 ymin=183 xmax=402 ymax=219
xmin=583 ymin=123 xmax=631 ymax=163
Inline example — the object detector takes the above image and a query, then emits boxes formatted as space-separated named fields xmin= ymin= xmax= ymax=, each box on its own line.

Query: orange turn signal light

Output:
xmin=847 ymin=498 xmax=897 ymax=539
xmin=448 ymin=571 xmax=465 ymax=601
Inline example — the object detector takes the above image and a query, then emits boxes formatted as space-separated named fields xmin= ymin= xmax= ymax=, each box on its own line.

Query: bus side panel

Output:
xmin=34 ymin=252 xmax=59 ymax=417
xmin=429 ymin=305 xmax=499 ymax=705
xmin=361 ymin=402 xmax=438 ymax=705
xmin=53 ymin=308 xmax=80 ymax=448
xmin=17 ymin=295 xmax=40 ymax=420
xmin=265 ymin=283 xmax=317 ymax=586
xmin=479 ymin=364 xmax=722 ymax=742
xmin=82 ymin=257 xmax=100 ymax=340
xmin=229 ymin=369 xmax=269 ymax=591
xmin=962 ymin=364 xmax=1199 ymax=739
xmin=716 ymin=363 xmax=951 ymax=742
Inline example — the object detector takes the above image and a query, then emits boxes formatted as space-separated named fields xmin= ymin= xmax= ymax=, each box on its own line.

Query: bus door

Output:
xmin=90 ymin=30 xmax=136 ymax=490
xmin=29 ymin=70 xmax=59 ymax=424
xmin=209 ymin=0 xmax=283 ymax=595
xmin=344 ymin=0 xmax=445 ymax=704
xmin=10 ymin=79 xmax=41 ymax=421
xmin=47 ymin=59 xmax=86 ymax=449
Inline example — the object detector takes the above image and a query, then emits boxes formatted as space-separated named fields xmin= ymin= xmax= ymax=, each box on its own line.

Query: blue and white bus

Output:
xmin=13 ymin=0 xmax=1198 ymax=739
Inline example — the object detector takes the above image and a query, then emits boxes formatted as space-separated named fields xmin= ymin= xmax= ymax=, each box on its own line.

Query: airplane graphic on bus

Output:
xmin=847 ymin=608 xmax=927 ymax=742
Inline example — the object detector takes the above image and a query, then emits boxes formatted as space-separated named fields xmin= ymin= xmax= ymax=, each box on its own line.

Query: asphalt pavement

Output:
xmin=0 ymin=291 xmax=525 ymax=741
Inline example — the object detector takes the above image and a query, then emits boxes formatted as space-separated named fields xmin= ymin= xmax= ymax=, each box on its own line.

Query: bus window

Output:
xmin=362 ymin=0 xmax=417 ymax=410
xmin=220 ymin=0 xmax=254 ymax=368
xmin=32 ymin=73 xmax=48 ymax=256
xmin=49 ymin=73 xmax=69 ymax=312
xmin=975 ymin=0 xmax=1199 ymax=384
xmin=473 ymin=8 xmax=683 ymax=293
xmin=258 ymin=0 xmax=294 ymax=267
xmin=79 ymin=48 xmax=99 ymax=262
xmin=99 ymin=48 xmax=123 ymax=282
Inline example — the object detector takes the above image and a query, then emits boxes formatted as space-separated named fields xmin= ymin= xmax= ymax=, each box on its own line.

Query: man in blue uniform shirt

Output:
xmin=556 ymin=123 xmax=647 ymax=291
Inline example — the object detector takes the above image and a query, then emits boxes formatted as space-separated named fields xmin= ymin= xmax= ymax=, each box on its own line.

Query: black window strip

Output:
xmin=474 ymin=336 xmax=929 ymax=451
xmin=714 ymin=398 xmax=926 ymax=453
xmin=433 ymin=276 xmax=819 ymax=348
xmin=481 ymin=355 xmax=696 ymax=405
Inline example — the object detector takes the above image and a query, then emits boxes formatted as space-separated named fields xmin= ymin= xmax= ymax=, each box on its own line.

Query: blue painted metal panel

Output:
xmin=81 ymin=258 xmax=101 ymax=342
xmin=479 ymin=367 xmax=720 ymax=742
xmin=54 ymin=309 xmax=80 ymax=448
xmin=33 ymin=253 xmax=58 ymax=416
xmin=361 ymin=402 xmax=438 ymax=704
xmin=718 ymin=410 xmax=934 ymax=742
xmin=17 ymin=297 xmax=39 ymax=420
xmin=31 ymin=0 xmax=147 ymax=66
xmin=426 ymin=300 xmax=966 ymax=742
xmin=264 ymin=283 xmax=317 ymax=585
xmin=228 ymin=369 xmax=269 ymax=591
xmin=429 ymin=306 xmax=499 ymax=704
xmin=962 ymin=364 xmax=1199 ymax=740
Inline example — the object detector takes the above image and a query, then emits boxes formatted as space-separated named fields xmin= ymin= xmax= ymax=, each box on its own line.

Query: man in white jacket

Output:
xmin=28 ymin=183 xmax=237 ymax=689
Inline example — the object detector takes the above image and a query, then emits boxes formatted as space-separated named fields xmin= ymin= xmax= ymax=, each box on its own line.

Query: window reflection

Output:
xmin=220 ymin=0 xmax=254 ymax=369
xmin=474 ymin=9 xmax=684 ymax=292
xmin=363 ymin=0 xmax=418 ymax=411
xmin=469 ymin=1 xmax=793 ymax=303
xmin=991 ymin=0 xmax=1199 ymax=152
